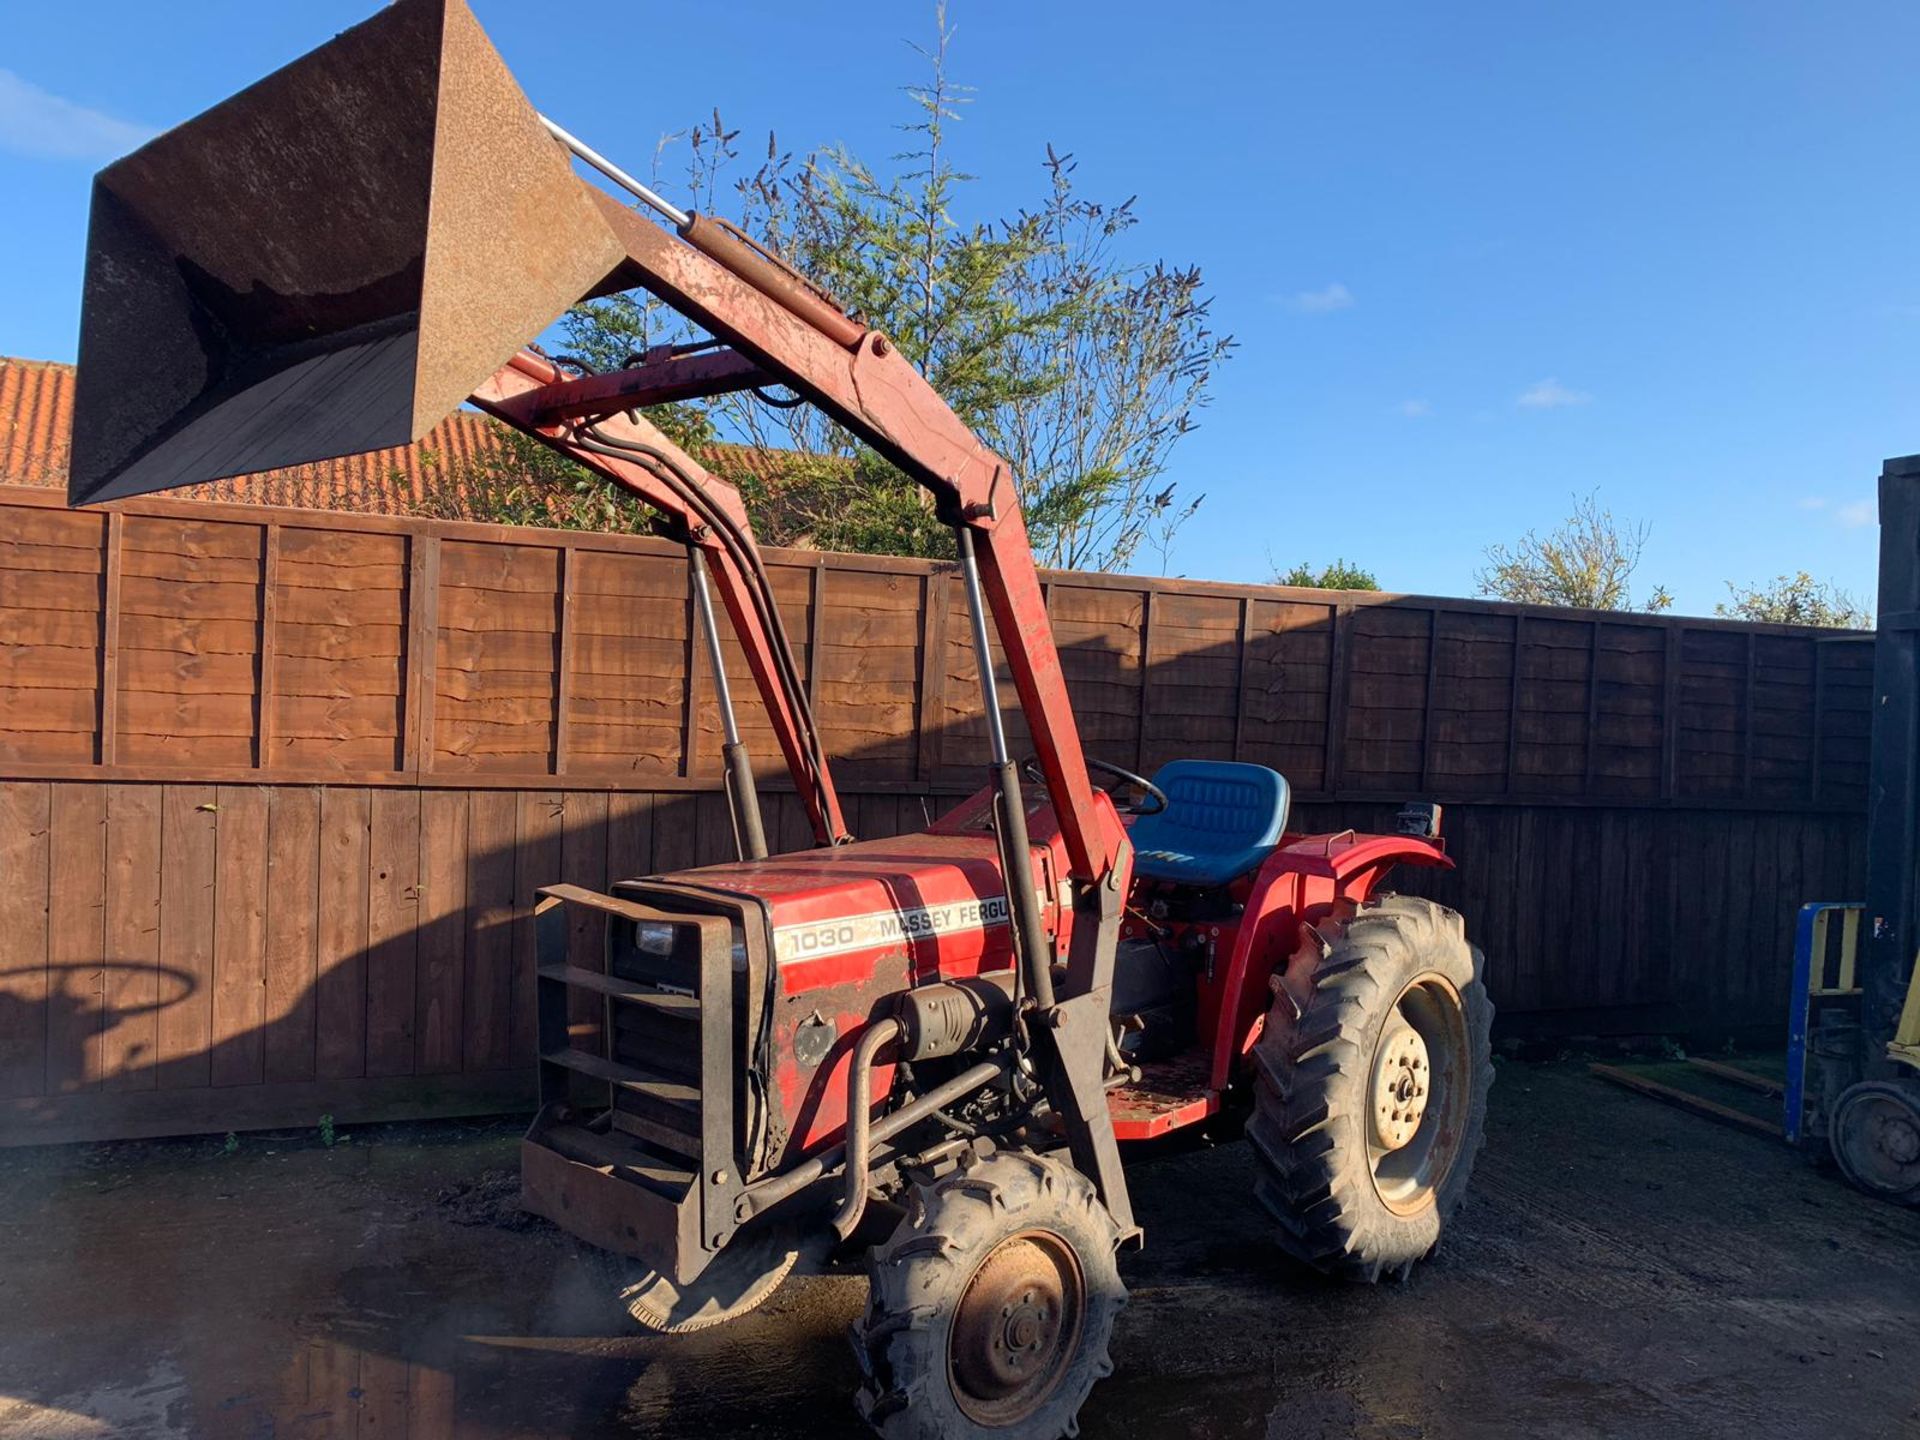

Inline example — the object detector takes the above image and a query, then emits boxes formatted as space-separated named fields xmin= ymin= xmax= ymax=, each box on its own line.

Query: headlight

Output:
xmin=635 ymin=922 xmax=677 ymax=957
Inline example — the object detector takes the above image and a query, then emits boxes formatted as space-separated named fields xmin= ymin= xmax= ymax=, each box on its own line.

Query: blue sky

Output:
xmin=3 ymin=1 xmax=1915 ymax=615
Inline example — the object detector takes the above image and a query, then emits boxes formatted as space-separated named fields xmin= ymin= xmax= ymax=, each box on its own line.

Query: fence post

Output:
xmin=97 ymin=511 xmax=123 ymax=767
xmin=1136 ymin=588 xmax=1157 ymax=776
xmin=256 ymin=522 xmax=280 ymax=770
xmin=1326 ymin=600 xmax=1354 ymax=794
xmin=916 ymin=569 xmax=949 ymax=782
xmin=401 ymin=532 xmax=440 ymax=776
xmin=1232 ymin=595 xmax=1255 ymax=763
xmin=1661 ymin=625 xmax=1681 ymax=801
xmin=554 ymin=544 xmax=576 ymax=777
xmin=1503 ymin=612 xmax=1525 ymax=795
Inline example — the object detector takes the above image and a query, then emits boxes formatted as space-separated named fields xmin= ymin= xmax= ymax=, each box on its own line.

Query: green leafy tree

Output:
xmin=1275 ymin=558 xmax=1379 ymax=591
xmin=1716 ymin=572 xmax=1869 ymax=629
xmin=552 ymin=6 xmax=1230 ymax=568
xmin=408 ymin=431 xmax=656 ymax=534
xmin=1475 ymin=491 xmax=1673 ymax=612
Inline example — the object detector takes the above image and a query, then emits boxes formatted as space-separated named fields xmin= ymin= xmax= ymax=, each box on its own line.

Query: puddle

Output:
xmin=1 ymin=1075 xmax=1917 ymax=1439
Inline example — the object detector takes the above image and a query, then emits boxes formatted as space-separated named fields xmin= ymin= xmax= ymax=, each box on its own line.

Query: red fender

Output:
xmin=1206 ymin=832 xmax=1452 ymax=1093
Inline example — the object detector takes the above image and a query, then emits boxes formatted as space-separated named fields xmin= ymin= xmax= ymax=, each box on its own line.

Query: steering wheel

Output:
xmin=1020 ymin=754 xmax=1168 ymax=816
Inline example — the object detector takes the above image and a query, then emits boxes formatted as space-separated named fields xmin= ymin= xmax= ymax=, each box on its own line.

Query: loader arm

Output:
xmin=471 ymin=349 xmax=850 ymax=848
xmin=571 ymin=193 xmax=1124 ymax=892
xmin=468 ymin=190 xmax=1121 ymax=890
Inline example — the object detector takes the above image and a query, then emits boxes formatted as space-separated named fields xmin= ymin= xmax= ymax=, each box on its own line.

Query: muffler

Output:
xmin=68 ymin=0 xmax=629 ymax=506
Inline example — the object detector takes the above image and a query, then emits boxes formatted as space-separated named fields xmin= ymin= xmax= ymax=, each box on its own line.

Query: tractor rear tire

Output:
xmin=1248 ymin=893 xmax=1493 ymax=1282
xmin=852 ymin=1149 xmax=1127 ymax=1440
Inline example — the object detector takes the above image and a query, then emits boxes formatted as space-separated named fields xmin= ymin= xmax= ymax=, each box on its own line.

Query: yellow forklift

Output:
xmin=1786 ymin=453 xmax=1920 ymax=1205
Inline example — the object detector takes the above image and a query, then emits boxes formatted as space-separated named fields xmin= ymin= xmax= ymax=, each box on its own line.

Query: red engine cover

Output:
xmin=660 ymin=787 xmax=1118 ymax=1167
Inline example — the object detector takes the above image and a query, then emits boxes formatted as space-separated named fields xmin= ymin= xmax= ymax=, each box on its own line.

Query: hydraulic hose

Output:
xmin=573 ymin=430 xmax=813 ymax=745
xmin=573 ymin=429 xmax=820 ymax=771
xmin=572 ymin=428 xmax=837 ymax=825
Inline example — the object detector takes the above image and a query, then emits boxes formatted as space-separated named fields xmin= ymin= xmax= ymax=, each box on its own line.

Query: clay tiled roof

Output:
xmin=0 ymin=356 xmax=71 ymax=487
xmin=0 ymin=354 xmax=507 ymax=515
xmin=0 ymin=355 xmax=830 ymax=533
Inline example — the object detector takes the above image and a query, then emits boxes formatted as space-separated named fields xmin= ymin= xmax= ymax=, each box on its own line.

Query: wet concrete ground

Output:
xmin=1 ymin=1061 xmax=1917 ymax=1439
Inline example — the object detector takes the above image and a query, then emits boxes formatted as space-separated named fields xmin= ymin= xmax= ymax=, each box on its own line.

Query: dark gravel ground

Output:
xmin=1 ymin=1060 xmax=1916 ymax=1439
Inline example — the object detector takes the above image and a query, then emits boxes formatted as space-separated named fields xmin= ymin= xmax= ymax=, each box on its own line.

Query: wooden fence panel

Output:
xmin=273 ymin=527 xmax=409 ymax=771
xmin=1050 ymin=583 xmax=1147 ymax=767
xmin=816 ymin=568 xmax=924 ymax=783
xmin=263 ymin=786 xmax=320 ymax=1084
xmin=119 ymin=518 xmax=262 ymax=769
xmin=435 ymin=541 xmax=559 ymax=774
xmin=0 ymin=509 xmax=105 ymax=766
xmin=1240 ymin=597 xmax=1337 ymax=790
xmin=1142 ymin=591 xmax=1241 ymax=770
xmin=0 ymin=484 xmax=1885 ymax=1142
xmin=564 ymin=547 xmax=688 ymax=780
xmin=0 ymin=782 xmax=51 ymax=1097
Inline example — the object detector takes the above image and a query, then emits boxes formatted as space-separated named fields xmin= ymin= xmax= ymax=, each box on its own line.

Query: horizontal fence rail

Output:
xmin=0 ymin=484 xmax=1874 ymax=1142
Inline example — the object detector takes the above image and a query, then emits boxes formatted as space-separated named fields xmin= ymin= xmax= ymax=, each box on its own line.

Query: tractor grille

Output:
xmin=532 ymin=886 xmax=737 ymax=1189
xmin=604 ymin=921 xmax=707 ymax=1161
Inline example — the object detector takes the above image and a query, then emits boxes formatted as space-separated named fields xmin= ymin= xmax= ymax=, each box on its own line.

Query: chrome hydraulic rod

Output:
xmin=539 ymin=113 xmax=692 ymax=227
xmin=958 ymin=528 xmax=1057 ymax=1012
xmin=691 ymin=548 xmax=768 ymax=861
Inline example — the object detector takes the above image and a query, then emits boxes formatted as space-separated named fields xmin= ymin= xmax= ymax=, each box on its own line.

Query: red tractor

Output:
xmin=68 ymin=3 xmax=1494 ymax=1433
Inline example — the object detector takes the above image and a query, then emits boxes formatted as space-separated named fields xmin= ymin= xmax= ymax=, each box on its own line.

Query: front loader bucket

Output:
xmin=68 ymin=0 xmax=627 ymax=507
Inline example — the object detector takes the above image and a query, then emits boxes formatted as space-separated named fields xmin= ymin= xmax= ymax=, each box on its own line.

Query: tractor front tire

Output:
xmin=590 ymin=1217 xmax=801 ymax=1334
xmin=1249 ymin=893 xmax=1494 ymax=1282
xmin=853 ymin=1150 xmax=1126 ymax=1440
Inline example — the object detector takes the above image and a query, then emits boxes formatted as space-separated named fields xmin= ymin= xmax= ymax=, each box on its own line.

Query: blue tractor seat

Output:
xmin=1128 ymin=761 xmax=1291 ymax=888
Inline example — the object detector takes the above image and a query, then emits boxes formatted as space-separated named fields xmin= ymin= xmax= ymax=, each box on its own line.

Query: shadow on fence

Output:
xmin=0 ymin=615 xmax=1869 ymax=1147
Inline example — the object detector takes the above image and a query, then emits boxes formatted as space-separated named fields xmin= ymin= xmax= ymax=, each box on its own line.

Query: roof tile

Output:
xmin=0 ymin=355 xmax=824 ymax=534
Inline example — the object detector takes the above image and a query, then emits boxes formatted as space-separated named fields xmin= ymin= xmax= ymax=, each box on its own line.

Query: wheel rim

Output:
xmin=1834 ymin=1083 xmax=1920 ymax=1201
xmin=948 ymin=1228 xmax=1086 ymax=1427
xmin=1367 ymin=973 xmax=1470 ymax=1216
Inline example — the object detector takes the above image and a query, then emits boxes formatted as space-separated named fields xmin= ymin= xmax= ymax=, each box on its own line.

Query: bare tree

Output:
xmin=1475 ymin=492 xmax=1672 ymax=612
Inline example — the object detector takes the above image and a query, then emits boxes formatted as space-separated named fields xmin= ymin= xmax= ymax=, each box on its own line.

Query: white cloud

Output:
xmin=1516 ymin=377 xmax=1592 ymax=409
xmin=1837 ymin=499 xmax=1875 ymax=528
xmin=1283 ymin=282 xmax=1354 ymax=315
xmin=1397 ymin=398 xmax=1434 ymax=419
xmin=0 ymin=68 xmax=154 ymax=161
